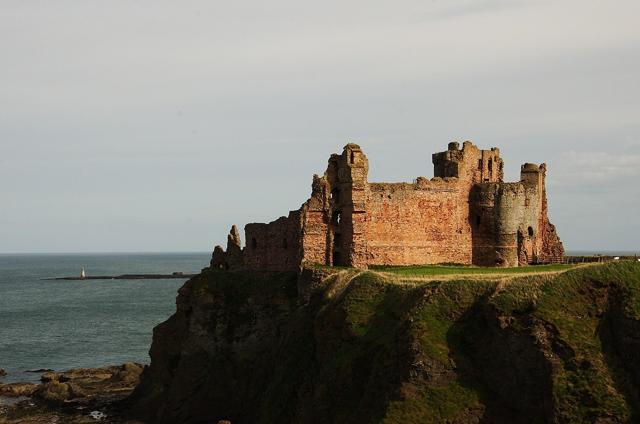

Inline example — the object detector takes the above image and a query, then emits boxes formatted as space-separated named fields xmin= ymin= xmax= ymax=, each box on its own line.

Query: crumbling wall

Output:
xmin=210 ymin=225 xmax=244 ymax=270
xmin=300 ymin=175 xmax=331 ymax=267
xmin=364 ymin=178 xmax=472 ymax=266
xmin=243 ymin=211 xmax=302 ymax=272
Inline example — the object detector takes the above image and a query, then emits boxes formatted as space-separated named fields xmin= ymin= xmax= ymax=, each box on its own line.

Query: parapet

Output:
xmin=520 ymin=163 xmax=546 ymax=187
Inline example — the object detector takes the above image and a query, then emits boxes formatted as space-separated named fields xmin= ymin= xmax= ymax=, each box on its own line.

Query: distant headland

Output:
xmin=45 ymin=272 xmax=196 ymax=281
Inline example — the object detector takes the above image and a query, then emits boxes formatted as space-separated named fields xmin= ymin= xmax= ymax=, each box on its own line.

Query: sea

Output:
xmin=0 ymin=252 xmax=210 ymax=385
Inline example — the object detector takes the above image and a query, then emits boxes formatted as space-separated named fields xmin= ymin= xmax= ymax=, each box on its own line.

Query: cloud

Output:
xmin=551 ymin=150 xmax=640 ymax=186
xmin=419 ymin=0 xmax=528 ymax=22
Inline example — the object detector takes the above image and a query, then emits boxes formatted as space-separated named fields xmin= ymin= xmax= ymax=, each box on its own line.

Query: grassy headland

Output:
xmin=133 ymin=261 xmax=640 ymax=424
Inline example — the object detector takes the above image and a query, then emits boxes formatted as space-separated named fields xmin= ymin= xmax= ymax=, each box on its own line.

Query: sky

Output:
xmin=1 ymin=0 xmax=639 ymax=253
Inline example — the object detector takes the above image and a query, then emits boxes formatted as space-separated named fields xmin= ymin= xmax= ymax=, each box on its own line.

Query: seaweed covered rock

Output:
xmin=0 ymin=382 xmax=38 ymax=397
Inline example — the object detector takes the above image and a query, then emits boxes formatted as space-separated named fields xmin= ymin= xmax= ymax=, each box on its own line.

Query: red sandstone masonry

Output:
xmin=210 ymin=141 xmax=564 ymax=271
xmin=365 ymin=180 xmax=471 ymax=266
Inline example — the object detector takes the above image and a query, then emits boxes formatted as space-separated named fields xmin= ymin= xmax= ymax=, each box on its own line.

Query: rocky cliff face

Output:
xmin=129 ymin=262 xmax=640 ymax=424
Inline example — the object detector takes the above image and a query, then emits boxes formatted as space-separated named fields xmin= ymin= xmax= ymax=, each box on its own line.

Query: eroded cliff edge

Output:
xmin=129 ymin=262 xmax=640 ymax=423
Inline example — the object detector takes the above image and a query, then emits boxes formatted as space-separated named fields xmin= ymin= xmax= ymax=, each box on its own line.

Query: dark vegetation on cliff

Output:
xmin=129 ymin=262 xmax=640 ymax=424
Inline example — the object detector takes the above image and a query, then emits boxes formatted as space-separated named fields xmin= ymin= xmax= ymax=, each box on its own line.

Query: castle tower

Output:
xmin=518 ymin=163 xmax=564 ymax=264
xmin=327 ymin=144 xmax=369 ymax=267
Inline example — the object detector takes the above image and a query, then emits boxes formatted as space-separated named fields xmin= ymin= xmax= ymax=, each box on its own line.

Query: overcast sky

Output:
xmin=1 ymin=0 xmax=639 ymax=253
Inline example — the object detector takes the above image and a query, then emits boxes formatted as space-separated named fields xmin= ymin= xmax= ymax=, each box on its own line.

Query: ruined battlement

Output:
xmin=210 ymin=141 xmax=564 ymax=271
xmin=368 ymin=177 xmax=460 ymax=193
xmin=432 ymin=140 xmax=504 ymax=183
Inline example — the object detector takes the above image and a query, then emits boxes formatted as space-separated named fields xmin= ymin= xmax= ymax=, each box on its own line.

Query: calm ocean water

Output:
xmin=0 ymin=253 xmax=210 ymax=384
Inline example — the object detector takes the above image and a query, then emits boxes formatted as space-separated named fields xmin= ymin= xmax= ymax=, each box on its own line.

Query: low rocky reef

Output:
xmin=127 ymin=261 xmax=640 ymax=423
xmin=0 ymin=363 xmax=144 ymax=423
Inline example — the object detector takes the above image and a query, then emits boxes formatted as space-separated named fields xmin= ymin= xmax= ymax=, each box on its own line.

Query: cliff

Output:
xmin=129 ymin=262 xmax=640 ymax=423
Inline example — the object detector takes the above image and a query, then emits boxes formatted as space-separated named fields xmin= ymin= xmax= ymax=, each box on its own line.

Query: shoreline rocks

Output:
xmin=0 ymin=362 xmax=144 ymax=423
xmin=0 ymin=382 xmax=38 ymax=397
xmin=0 ymin=369 xmax=6 ymax=377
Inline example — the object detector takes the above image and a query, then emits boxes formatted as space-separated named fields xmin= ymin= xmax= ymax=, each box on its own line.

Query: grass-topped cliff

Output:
xmin=130 ymin=261 xmax=640 ymax=424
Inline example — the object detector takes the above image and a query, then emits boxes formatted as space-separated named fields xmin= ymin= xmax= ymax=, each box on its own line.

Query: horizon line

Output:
xmin=0 ymin=251 xmax=212 ymax=256
xmin=1 ymin=249 xmax=638 ymax=256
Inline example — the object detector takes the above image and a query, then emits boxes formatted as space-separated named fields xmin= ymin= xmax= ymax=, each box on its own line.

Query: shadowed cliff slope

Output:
xmin=129 ymin=262 xmax=640 ymax=424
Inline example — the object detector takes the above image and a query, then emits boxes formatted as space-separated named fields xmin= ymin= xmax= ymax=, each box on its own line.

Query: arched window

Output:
xmin=251 ymin=237 xmax=257 ymax=249
xmin=282 ymin=238 xmax=288 ymax=249
xmin=350 ymin=151 xmax=355 ymax=164
xmin=528 ymin=226 xmax=534 ymax=237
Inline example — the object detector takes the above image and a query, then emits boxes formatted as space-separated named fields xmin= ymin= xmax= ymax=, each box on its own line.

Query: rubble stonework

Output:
xmin=210 ymin=141 xmax=564 ymax=270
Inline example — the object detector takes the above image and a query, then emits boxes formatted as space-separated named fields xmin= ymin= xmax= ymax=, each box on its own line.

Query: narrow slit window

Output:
xmin=333 ymin=211 xmax=342 ymax=225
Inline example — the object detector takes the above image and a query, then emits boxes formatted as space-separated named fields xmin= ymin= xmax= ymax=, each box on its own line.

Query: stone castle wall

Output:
xmin=210 ymin=141 xmax=564 ymax=271
xmin=364 ymin=179 xmax=471 ymax=265
xmin=243 ymin=212 xmax=302 ymax=272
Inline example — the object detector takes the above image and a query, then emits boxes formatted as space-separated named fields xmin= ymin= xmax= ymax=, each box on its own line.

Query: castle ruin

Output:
xmin=211 ymin=141 xmax=564 ymax=271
